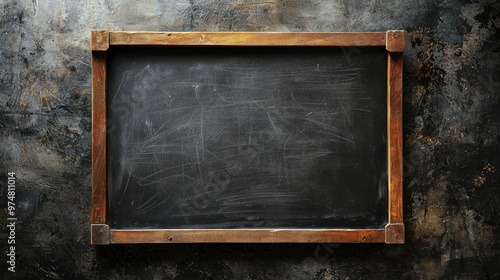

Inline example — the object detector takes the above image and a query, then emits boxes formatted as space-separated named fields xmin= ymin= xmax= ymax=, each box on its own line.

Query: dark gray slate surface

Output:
xmin=0 ymin=0 xmax=499 ymax=279
xmin=105 ymin=46 xmax=388 ymax=230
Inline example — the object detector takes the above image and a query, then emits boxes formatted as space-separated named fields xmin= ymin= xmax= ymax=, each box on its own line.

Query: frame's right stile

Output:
xmin=385 ymin=30 xmax=406 ymax=244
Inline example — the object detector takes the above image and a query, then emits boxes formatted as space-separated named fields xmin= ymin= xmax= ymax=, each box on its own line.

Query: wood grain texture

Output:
xmin=385 ymin=223 xmax=405 ymax=244
xmin=109 ymin=32 xmax=386 ymax=47
xmin=91 ymin=31 xmax=406 ymax=244
xmin=91 ymin=224 xmax=110 ymax=245
xmin=91 ymin=51 xmax=107 ymax=224
xmin=388 ymin=52 xmax=404 ymax=226
xmin=91 ymin=30 xmax=109 ymax=51
xmin=386 ymin=30 xmax=406 ymax=53
xmin=109 ymin=229 xmax=386 ymax=244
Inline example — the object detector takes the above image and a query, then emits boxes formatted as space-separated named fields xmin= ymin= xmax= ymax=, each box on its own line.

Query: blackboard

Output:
xmin=91 ymin=31 xmax=405 ymax=244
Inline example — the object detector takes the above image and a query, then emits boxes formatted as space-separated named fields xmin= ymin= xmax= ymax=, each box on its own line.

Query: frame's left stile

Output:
xmin=91 ymin=30 xmax=110 ymax=245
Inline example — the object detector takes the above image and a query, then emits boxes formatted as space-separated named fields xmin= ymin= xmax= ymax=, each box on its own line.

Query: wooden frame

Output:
xmin=91 ymin=31 xmax=405 ymax=244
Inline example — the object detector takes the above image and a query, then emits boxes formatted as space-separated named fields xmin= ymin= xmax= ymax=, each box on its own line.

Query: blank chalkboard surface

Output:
xmin=91 ymin=31 xmax=405 ymax=244
xmin=106 ymin=46 xmax=387 ymax=229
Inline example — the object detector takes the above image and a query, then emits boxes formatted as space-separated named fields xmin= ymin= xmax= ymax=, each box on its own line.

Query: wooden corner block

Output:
xmin=91 ymin=224 xmax=110 ymax=245
xmin=385 ymin=223 xmax=405 ymax=244
xmin=91 ymin=30 xmax=109 ymax=51
xmin=386 ymin=30 xmax=406 ymax=53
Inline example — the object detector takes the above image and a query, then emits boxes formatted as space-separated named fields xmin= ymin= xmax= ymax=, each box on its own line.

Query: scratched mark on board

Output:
xmin=106 ymin=47 xmax=388 ymax=229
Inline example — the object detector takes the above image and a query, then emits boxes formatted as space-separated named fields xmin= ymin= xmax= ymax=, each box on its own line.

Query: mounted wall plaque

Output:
xmin=91 ymin=30 xmax=405 ymax=244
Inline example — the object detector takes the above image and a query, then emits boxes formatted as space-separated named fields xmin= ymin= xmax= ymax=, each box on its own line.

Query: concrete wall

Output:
xmin=1 ymin=0 xmax=499 ymax=279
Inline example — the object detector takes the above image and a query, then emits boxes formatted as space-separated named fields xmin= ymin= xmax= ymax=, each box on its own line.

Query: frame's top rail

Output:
xmin=110 ymin=32 xmax=386 ymax=47
xmin=90 ymin=31 xmax=407 ymax=50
